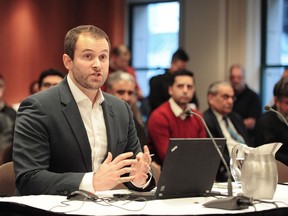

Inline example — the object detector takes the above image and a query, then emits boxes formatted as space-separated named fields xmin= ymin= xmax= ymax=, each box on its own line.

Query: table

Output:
xmin=0 ymin=183 xmax=288 ymax=216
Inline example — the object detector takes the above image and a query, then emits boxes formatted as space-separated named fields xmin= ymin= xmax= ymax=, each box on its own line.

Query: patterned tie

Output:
xmin=223 ymin=116 xmax=245 ymax=144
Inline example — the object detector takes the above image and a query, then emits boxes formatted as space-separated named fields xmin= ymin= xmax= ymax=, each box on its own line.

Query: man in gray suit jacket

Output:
xmin=13 ymin=25 xmax=155 ymax=195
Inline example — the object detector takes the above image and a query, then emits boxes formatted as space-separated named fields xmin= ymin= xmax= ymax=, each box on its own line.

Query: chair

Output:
xmin=276 ymin=160 xmax=288 ymax=183
xmin=0 ymin=143 xmax=13 ymax=165
xmin=0 ymin=161 xmax=15 ymax=196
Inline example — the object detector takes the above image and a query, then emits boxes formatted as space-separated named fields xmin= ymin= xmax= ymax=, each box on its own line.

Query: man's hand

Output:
xmin=92 ymin=152 xmax=136 ymax=191
xmin=244 ymin=117 xmax=256 ymax=129
xmin=130 ymin=145 xmax=152 ymax=187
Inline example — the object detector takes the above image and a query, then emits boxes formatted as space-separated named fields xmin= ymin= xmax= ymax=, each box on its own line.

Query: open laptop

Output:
xmin=113 ymin=138 xmax=226 ymax=200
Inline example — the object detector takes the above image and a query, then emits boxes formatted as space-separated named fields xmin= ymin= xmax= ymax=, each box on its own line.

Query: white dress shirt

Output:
xmin=212 ymin=110 xmax=245 ymax=156
xmin=67 ymin=74 xmax=107 ymax=191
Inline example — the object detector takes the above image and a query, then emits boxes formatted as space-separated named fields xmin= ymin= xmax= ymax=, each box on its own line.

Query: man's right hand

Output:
xmin=92 ymin=152 xmax=136 ymax=191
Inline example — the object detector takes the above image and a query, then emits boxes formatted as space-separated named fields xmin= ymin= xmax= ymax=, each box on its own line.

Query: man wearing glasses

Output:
xmin=203 ymin=81 xmax=250 ymax=182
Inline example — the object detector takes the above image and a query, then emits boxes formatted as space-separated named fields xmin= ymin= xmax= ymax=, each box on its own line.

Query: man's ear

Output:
xmin=168 ymin=86 xmax=172 ymax=96
xmin=63 ymin=54 xmax=72 ymax=70
xmin=207 ymin=94 xmax=214 ymax=106
xmin=274 ymin=97 xmax=280 ymax=108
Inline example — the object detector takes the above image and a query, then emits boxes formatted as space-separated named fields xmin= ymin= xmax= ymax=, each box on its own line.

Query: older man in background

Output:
xmin=203 ymin=81 xmax=250 ymax=182
xmin=106 ymin=71 xmax=148 ymax=148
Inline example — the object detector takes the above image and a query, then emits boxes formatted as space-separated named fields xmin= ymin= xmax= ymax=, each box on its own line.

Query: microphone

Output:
xmin=185 ymin=109 xmax=233 ymax=197
xmin=264 ymin=105 xmax=288 ymax=127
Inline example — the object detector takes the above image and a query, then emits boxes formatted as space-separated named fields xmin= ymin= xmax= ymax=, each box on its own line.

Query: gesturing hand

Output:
xmin=130 ymin=145 xmax=152 ymax=187
xmin=92 ymin=152 xmax=136 ymax=191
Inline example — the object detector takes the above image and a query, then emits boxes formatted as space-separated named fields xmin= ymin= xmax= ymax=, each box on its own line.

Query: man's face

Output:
xmin=108 ymin=80 xmax=136 ymax=105
xmin=170 ymin=60 xmax=187 ymax=73
xmin=230 ymin=67 xmax=245 ymax=93
xmin=275 ymin=97 xmax=288 ymax=121
xmin=39 ymin=75 xmax=63 ymax=91
xmin=208 ymin=85 xmax=234 ymax=115
xmin=168 ymin=75 xmax=195 ymax=109
xmin=111 ymin=53 xmax=130 ymax=70
xmin=63 ymin=34 xmax=110 ymax=92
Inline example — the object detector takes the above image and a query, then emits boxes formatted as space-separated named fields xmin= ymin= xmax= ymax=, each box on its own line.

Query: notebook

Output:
xmin=113 ymin=138 xmax=226 ymax=200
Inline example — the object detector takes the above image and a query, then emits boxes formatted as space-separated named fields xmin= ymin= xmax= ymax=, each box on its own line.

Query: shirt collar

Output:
xmin=169 ymin=98 xmax=189 ymax=120
xmin=211 ymin=108 xmax=225 ymax=122
xmin=67 ymin=73 xmax=105 ymax=105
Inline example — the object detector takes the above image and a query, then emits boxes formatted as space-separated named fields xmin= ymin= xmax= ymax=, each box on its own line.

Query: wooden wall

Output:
xmin=0 ymin=0 xmax=125 ymax=105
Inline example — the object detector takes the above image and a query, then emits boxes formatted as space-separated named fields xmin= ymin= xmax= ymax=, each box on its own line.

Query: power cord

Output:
xmin=48 ymin=196 xmax=148 ymax=214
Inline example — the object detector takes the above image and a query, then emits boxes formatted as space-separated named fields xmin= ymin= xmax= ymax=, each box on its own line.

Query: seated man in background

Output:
xmin=229 ymin=64 xmax=262 ymax=145
xmin=12 ymin=69 xmax=65 ymax=111
xmin=106 ymin=71 xmax=148 ymax=148
xmin=149 ymin=48 xmax=199 ymax=114
xmin=203 ymin=81 xmax=250 ymax=182
xmin=103 ymin=44 xmax=143 ymax=100
xmin=0 ymin=75 xmax=16 ymax=122
xmin=38 ymin=68 xmax=65 ymax=91
xmin=0 ymin=74 xmax=16 ymax=164
xmin=255 ymin=76 xmax=288 ymax=165
xmin=147 ymin=70 xmax=206 ymax=165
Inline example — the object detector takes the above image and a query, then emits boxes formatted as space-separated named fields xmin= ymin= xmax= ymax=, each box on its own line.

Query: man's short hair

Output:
xmin=274 ymin=76 xmax=288 ymax=99
xmin=171 ymin=48 xmax=189 ymax=62
xmin=38 ymin=69 xmax=64 ymax=88
xmin=110 ymin=44 xmax=130 ymax=57
xmin=169 ymin=69 xmax=194 ymax=86
xmin=64 ymin=25 xmax=111 ymax=60
xmin=106 ymin=71 xmax=135 ymax=89
xmin=207 ymin=81 xmax=232 ymax=95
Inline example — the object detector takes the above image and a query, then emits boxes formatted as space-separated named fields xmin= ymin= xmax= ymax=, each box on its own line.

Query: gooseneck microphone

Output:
xmin=185 ymin=109 xmax=233 ymax=197
xmin=264 ymin=105 xmax=288 ymax=127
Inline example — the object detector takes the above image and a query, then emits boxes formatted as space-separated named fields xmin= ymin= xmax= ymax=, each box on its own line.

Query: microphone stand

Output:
xmin=264 ymin=105 xmax=288 ymax=127
xmin=185 ymin=109 xmax=233 ymax=196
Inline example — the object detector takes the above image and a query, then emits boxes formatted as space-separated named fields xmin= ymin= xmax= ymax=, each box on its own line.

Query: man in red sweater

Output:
xmin=147 ymin=70 xmax=206 ymax=165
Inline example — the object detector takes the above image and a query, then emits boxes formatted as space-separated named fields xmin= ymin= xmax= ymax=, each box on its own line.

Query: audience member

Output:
xmin=203 ymin=81 xmax=250 ymax=182
xmin=255 ymin=76 xmax=288 ymax=165
xmin=147 ymin=70 xmax=206 ymax=165
xmin=0 ymin=75 xmax=16 ymax=121
xmin=267 ymin=67 xmax=288 ymax=107
xmin=106 ymin=71 xmax=148 ymax=148
xmin=0 ymin=110 xmax=14 ymax=164
xmin=38 ymin=68 xmax=65 ymax=91
xmin=12 ymin=69 xmax=64 ymax=111
xmin=149 ymin=48 xmax=199 ymax=114
xmin=29 ymin=80 xmax=39 ymax=95
xmin=229 ymin=64 xmax=262 ymax=144
xmin=0 ymin=74 xmax=16 ymax=164
xmin=13 ymin=25 xmax=155 ymax=195
xmin=102 ymin=44 xmax=143 ymax=100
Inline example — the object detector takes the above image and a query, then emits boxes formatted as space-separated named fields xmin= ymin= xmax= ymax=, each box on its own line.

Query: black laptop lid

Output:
xmin=155 ymin=138 xmax=226 ymax=199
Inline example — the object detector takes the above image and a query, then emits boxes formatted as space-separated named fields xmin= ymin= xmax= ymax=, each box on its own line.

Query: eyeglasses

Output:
xmin=116 ymin=90 xmax=135 ymax=96
xmin=218 ymin=94 xmax=235 ymax=101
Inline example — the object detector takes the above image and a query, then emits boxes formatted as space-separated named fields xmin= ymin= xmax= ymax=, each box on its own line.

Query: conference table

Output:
xmin=0 ymin=183 xmax=288 ymax=216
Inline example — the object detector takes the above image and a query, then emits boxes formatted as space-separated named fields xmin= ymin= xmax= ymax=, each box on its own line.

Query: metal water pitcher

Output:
xmin=231 ymin=143 xmax=282 ymax=199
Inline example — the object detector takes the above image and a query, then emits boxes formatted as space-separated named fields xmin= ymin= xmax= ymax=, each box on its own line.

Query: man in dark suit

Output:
xmin=203 ymin=81 xmax=250 ymax=182
xmin=255 ymin=76 xmax=288 ymax=165
xmin=13 ymin=25 xmax=155 ymax=195
xmin=148 ymin=48 xmax=199 ymax=113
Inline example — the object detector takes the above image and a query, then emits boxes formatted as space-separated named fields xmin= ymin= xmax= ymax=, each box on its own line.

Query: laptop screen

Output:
xmin=155 ymin=138 xmax=226 ymax=199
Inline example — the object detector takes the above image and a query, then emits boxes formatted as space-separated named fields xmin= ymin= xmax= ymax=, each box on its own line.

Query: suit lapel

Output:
xmin=58 ymin=79 xmax=92 ymax=171
xmin=101 ymin=98 xmax=117 ymax=155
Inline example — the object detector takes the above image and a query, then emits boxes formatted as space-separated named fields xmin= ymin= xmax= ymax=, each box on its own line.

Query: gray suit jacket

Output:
xmin=13 ymin=77 xmax=155 ymax=195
